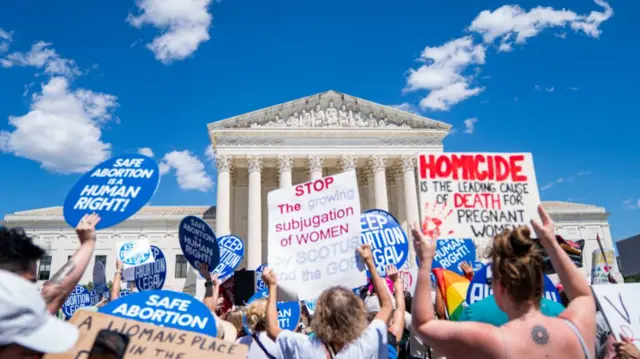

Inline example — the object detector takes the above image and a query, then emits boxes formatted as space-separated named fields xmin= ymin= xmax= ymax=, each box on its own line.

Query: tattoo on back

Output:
xmin=49 ymin=259 xmax=76 ymax=285
xmin=531 ymin=325 xmax=550 ymax=345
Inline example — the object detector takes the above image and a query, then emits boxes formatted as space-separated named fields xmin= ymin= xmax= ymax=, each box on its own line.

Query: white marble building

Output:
xmin=0 ymin=91 xmax=619 ymax=292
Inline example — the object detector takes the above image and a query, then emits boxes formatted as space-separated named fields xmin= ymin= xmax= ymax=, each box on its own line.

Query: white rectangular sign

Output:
xmin=417 ymin=153 xmax=541 ymax=240
xmin=592 ymin=283 xmax=640 ymax=350
xmin=591 ymin=249 xmax=617 ymax=285
xmin=116 ymin=240 xmax=154 ymax=281
xmin=267 ymin=171 xmax=366 ymax=301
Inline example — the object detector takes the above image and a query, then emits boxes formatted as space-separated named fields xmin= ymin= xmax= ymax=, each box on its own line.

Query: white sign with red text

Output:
xmin=268 ymin=171 xmax=366 ymax=301
xmin=417 ymin=153 xmax=541 ymax=241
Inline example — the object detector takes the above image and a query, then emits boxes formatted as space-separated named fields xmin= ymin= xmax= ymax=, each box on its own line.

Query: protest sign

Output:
xmin=43 ymin=311 xmax=247 ymax=359
xmin=100 ymin=289 xmax=217 ymax=337
xmin=255 ymin=264 xmax=267 ymax=291
xmin=592 ymin=283 xmax=640 ymax=350
xmin=179 ymin=216 xmax=220 ymax=272
xmin=466 ymin=263 xmax=560 ymax=305
xmin=120 ymin=289 xmax=133 ymax=297
xmin=417 ymin=153 xmax=540 ymax=240
xmin=117 ymin=240 xmax=155 ymax=280
xmin=360 ymin=209 xmax=409 ymax=276
xmin=431 ymin=239 xmax=476 ymax=276
xmin=591 ymin=248 xmax=617 ymax=285
xmin=62 ymin=285 xmax=92 ymax=318
xmin=63 ymin=154 xmax=160 ymax=230
xmin=213 ymin=235 xmax=245 ymax=282
xmin=135 ymin=246 xmax=167 ymax=291
xmin=248 ymin=289 xmax=301 ymax=331
xmin=304 ymin=299 xmax=317 ymax=315
xmin=93 ymin=260 xmax=107 ymax=297
xmin=268 ymin=171 xmax=366 ymax=301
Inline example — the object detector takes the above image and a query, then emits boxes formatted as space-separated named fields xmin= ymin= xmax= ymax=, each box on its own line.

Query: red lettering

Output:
xmin=419 ymin=154 xmax=530 ymax=182
xmin=295 ymin=177 xmax=335 ymax=196
xmin=453 ymin=193 xmax=502 ymax=209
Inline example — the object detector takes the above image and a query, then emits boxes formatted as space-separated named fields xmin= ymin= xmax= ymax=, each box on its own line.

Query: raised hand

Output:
xmin=460 ymin=261 xmax=474 ymax=279
xmin=116 ymin=260 xmax=123 ymax=271
xmin=76 ymin=213 xmax=101 ymax=244
xmin=387 ymin=264 xmax=399 ymax=283
xmin=412 ymin=223 xmax=436 ymax=264
xmin=356 ymin=244 xmax=374 ymax=263
xmin=262 ymin=268 xmax=278 ymax=288
xmin=530 ymin=205 xmax=557 ymax=248
xmin=198 ymin=263 xmax=212 ymax=281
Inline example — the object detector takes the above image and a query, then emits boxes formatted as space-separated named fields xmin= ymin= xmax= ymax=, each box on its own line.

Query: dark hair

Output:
xmin=489 ymin=226 xmax=544 ymax=305
xmin=0 ymin=227 xmax=45 ymax=274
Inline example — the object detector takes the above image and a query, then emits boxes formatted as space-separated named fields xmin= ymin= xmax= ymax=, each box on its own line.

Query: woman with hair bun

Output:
xmin=411 ymin=205 xmax=596 ymax=359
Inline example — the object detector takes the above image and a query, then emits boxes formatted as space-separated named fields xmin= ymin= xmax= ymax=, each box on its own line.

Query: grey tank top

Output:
xmin=562 ymin=319 xmax=593 ymax=359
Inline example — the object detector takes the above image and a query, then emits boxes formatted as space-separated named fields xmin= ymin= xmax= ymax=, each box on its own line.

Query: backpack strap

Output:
xmin=251 ymin=333 xmax=277 ymax=359
xmin=324 ymin=341 xmax=336 ymax=359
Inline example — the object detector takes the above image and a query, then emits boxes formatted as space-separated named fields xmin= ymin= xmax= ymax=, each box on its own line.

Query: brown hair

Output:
xmin=225 ymin=307 xmax=245 ymax=334
xmin=245 ymin=299 xmax=267 ymax=332
xmin=311 ymin=286 xmax=368 ymax=347
xmin=489 ymin=226 xmax=544 ymax=305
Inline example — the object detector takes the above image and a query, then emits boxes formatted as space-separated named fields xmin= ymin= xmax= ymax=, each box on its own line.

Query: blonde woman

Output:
xmin=225 ymin=307 xmax=248 ymax=338
xmin=411 ymin=205 xmax=595 ymax=359
xmin=262 ymin=244 xmax=393 ymax=358
xmin=237 ymin=298 xmax=281 ymax=359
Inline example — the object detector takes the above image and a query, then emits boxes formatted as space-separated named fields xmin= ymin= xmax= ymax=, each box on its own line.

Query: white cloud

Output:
xmin=405 ymin=36 xmax=486 ymax=111
xmin=138 ymin=147 xmax=154 ymax=157
xmin=1 ymin=41 xmax=81 ymax=78
xmin=469 ymin=0 xmax=613 ymax=50
xmin=127 ymin=0 xmax=213 ymax=64
xmin=204 ymin=145 xmax=215 ymax=163
xmin=390 ymin=102 xmax=420 ymax=115
xmin=540 ymin=171 xmax=591 ymax=191
xmin=545 ymin=86 xmax=555 ymax=93
xmin=0 ymin=28 xmax=12 ymax=53
xmin=567 ymin=86 xmax=579 ymax=91
xmin=159 ymin=162 xmax=170 ymax=175
xmin=404 ymin=1 xmax=613 ymax=110
xmin=463 ymin=117 xmax=478 ymax=134
xmin=0 ymin=77 xmax=117 ymax=173
xmin=623 ymin=199 xmax=639 ymax=210
xmin=161 ymin=150 xmax=213 ymax=191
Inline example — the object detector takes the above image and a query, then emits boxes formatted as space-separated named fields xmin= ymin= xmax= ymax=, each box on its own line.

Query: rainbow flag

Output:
xmin=432 ymin=268 xmax=470 ymax=321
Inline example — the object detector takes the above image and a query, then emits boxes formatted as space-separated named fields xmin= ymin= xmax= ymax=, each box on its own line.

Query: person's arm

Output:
xmin=358 ymin=244 xmax=393 ymax=322
xmin=42 ymin=214 xmax=100 ymax=314
xmin=110 ymin=260 xmax=123 ymax=301
xmin=435 ymin=284 xmax=446 ymax=319
xmin=262 ymin=267 xmax=283 ymax=340
xmin=531 ymin=205 xmax=596 ymax=353
xmin=198 ymin=263 xmax=220 ymax=312
xmin=410 ymin=223 xmax=503 ymax=358
xmin=387 ymin=265 xmax=405 ymax=342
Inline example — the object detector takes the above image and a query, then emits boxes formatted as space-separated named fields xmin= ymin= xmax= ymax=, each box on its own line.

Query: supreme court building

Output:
xmin=2 ymin=91 xmax=620 ymax=293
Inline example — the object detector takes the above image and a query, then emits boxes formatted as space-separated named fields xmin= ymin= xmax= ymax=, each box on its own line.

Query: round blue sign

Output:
xmin=247 ymin=289 xmax=300 ymax=331
xmin=304 ymin=299 xmax=317 ymax=315
xmin=360 ymin=209 xmax=409 ymax=276
xmin=135 ymin=246 xmax=167 ymax=291
xmin=178 ymin=216 xmax=220 ymax=272
xmin=212 ymin=235 xmax=245 ymax=282
xmin=431 ymin=239 xmax=476 ymax=277
xmin=62 ymin=285 xmax=92 ymax=318
xmin=255 ymin=264 xmax=268 ymax=291
xmin=118 ymin=241 xmax=152 ymax=266
xmin=465 ymin=263 xmax=561 ymax=305
xmin=99 ymin=289 xmax=217 ymax=337
xmin=119 ymin=289 xmax=133 ymax=297
xmin=63 ymin=154 xmax=160 ymax=230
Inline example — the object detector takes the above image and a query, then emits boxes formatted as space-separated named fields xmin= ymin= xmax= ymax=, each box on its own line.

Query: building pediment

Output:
xmin=207 ymin=90 xmax=451 ymax=131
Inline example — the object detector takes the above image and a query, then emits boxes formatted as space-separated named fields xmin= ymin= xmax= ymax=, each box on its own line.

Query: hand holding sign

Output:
xmin=262 ymin=267 xmax=277 ymax=288
xmin=179 ymin=216 xmax=220 ymax=273
xmin=411 ymin=223 xmax=436 ymax=264
xmin=76 ymin=213 xmax=100 ymax=244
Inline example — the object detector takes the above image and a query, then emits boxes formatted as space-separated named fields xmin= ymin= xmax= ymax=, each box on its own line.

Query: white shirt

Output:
xmin=276 ymin=319 xmax=388 ymax=359
xmin=237 ymin=331 xmax=281 ymax=359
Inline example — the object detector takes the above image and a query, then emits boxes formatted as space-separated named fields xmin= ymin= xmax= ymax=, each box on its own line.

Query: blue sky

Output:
xmin=0 ymin=0 xmax=637 ymax=241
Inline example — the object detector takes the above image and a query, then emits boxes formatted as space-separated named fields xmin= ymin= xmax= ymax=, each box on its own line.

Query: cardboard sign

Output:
xmin=179 ymin=216 xmax=220 ymax=272
xmin=62 ymin=285 xmax=93 ymax=318
xmin=592 ymin=284 xmax=640 ymax=350
xmin=248 ymin=289 xmax=301 ymax=331
xmin=63 ymin=154 xmax=160 ymax=229
xmin=43 ymin=311 xmax=247 ymax=359
xmin=93 ymin=261 xmax=107 ymax=297
xmin=360 ymin=209 xmax=409 ymax=276
xmin=135 ymin=246 xmax=167 ymax=291
xmin=99 ymin=290 xmax=217 ymax=337
xmin=591 ymin=248 xmax=617 ymax=285
xmin=431 ymin=239 xmax=476 ymax=276
xmin=268 ymin=171 xmax=366 ymax=301
xmin=255 ymin=264 xmax=267 ymax=291
xmin=417 ymin=153 xmax=540 ymax=240
xmin=466 ymin=263 xmax=560 ymax=305
xmin=213 ymin=235 xmax=245 ymax=282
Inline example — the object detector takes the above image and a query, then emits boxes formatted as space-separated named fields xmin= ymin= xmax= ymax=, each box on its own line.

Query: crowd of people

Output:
xmin=0 ymin=206 xmax=638 ymax=359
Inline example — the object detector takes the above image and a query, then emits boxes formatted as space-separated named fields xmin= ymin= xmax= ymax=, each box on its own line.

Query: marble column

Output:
xmin=307 ymin=155 xmax=324 ymax=181
xmin=277 ymin=156 xmax=294 ymax=188
xmin=340 ymin=154 xmax=357 ymax=172
xmin=392 ymin=164 xmax=406 ymax=225
xmin=370 ymin=155 xmax=388 ymax=211
xmin=247 ymin=155 xmax=263 ymax=269
xmin=215 ymin=155 xmax=232 ymax=236
xmin=402 ymin=155 xmax=420 ymax=268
